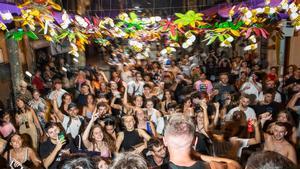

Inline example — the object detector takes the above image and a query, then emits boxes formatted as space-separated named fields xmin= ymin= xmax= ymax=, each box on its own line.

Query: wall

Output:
xmin=288 ymin=33 xmax=300 ymax=67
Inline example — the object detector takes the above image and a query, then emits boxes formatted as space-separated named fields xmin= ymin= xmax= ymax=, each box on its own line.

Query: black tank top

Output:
xmin=121 ymin=130 xmax=143 ymax=151
xmin=168 ymin=161 xmax=210 ymax=169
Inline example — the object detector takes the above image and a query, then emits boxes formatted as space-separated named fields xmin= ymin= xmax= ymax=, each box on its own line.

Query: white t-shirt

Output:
xmin=62 ymin=115 xmax=82 ymax=138
xmin=235 ymin=138 xmax=249 ymax=157
xmin=127 ymin=80 xmax=145 ymax=96
xmin=240 ymin=81 xmax=262 ymax=100
xmin=225 ymin=106 xmax=257 ymax=121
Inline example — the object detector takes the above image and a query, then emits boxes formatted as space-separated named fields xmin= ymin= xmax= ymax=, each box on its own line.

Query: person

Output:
xmin=4 ymin=133 xmax=41 ymax=168
xmin=16 ymin=80 xmax=33 ymax=104
xmin=39 ymin=122 xmax=77 ymax=169
xmin=163 ymin=113 xmax=210 ymax=168
xmin=82 ymin=111 xmax=112 ymax=158
xmin=254 ymin=89 xmax=282 ymax=117
xmin=32 ymin=70 xmax=45 ymax=94
xmin=82 ymin=94 xmax=97 ymax=120
xmin=76 ymin=82 xmax=94 ymax=108
xmin=28 ymin=90 xmax=48 ymax=129
xmin=239 ymin=73 xmax=262 ymax=101
xmin=52 ymin=93 xmax=83 ymax=138
xmin=214 ymin=73 xmax=236 ymax=104
xmin=263 ymin=122 xmax=297 ymax=164
xmin=194 ymin=72 xmax=213 ymax=96
xmin=48 ymin=79 xmax=68 ymax=107
xmin=115 ymin=115 xmax=151 ymax=153
xmin=245 ymin=151 xmax=297 ymax=169
xmin=135 ymin=108 xmax=157 ymax=137
xmin=15 ymin=98 xmax=43 ymax=150
xmin=59 ymin=156 xmax=97 ymax=169
xmin=0 ymin=111 xmax=16 ymax=139
xmin=127 ymin=71 xmax=145 ymax=97
xmin=225 ymin=94 xmax=256 ymax=121
xmin=110 ymin=152 xmax=148 ymax=169
xmin=146 ymin=138 xmax=169 ymax=168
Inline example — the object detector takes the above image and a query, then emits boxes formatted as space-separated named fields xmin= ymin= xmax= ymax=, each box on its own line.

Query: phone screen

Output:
xmin=58 ymin=132 xmax=65 ymax=142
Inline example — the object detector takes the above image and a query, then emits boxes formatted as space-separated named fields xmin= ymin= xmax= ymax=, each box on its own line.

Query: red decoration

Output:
xmin=33 ymin=0 xmax=47 ymax=4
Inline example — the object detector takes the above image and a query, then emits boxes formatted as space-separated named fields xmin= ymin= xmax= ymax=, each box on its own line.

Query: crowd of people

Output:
xmin=0 ymin=45 xmax=299 ymax=169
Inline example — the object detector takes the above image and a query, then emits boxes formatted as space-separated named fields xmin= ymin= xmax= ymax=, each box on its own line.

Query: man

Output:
xmin=39 ymin=122 xmax=77 ymax=169
xmin=163 ymin=113 xmax=210 ymax=168
xmin=48 ymin=79 xmax=67 ymax=107
xmin=246 ymin=151 xmax=297 ymax=169
xmin=146 ymin=138 xmax=169 ymax=168
xmin=16 ymin=80 xmax=32 ymax=103
xmin=194 ymin=72 xmax=213 ymax=95
xmin=127 ymin=71 xmax=145 ymax=97
xmin=225 ymin=94 xmax=256 ymax=121
xmin=214 ymin=73 xmax=236 ymax=104
xmin=240 ymin=73 xmax=262 ymax=101
xmin=264 ymin=122 xmax=297 ymax=165
xmin=111 ymin=152 xmax=148 ymax=169
xmin=52 ymin=93 xmax=83 ymax=138
xmin=76 ymin=82 xmax=93 ymax=108
xmin=258 ymin=79 xmax=282 ymax=103
xmin=255 ymin=89 xmax=282 ymax=117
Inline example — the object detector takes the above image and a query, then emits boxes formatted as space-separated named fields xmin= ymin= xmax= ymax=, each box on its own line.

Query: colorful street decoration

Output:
xmin=0 ymin=0 xmax=299 ymax=57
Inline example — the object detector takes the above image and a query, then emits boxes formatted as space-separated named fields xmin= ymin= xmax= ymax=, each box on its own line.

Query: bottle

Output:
xmin=247 ymin=119 xmax=254 ymax=133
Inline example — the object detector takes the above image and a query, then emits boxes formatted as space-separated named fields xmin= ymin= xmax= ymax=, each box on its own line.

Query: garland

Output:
xmin=0 ymin=0 xmax=299 ymax=57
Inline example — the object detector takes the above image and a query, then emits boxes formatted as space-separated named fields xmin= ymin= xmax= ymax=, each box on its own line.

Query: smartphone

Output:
xmin=58 ymin=132 xmax=65 ymax=142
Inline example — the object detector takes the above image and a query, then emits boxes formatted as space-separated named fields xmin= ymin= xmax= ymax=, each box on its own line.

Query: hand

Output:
xmin=91 ymin=111 xmax=100 ymax=122
xmin=122 ymin=81 xmax=128 ymax=89
xmin=213 ymin=102 xmax=220 ymax=110
xmin=259 ymin=112 xmax=272 ymax=121
xmin=55 ymin=137 xmax=66 ymax=152
xmin=199 ymin=100 xmax=208 ymax=110
xmin=252 ymin=119 xmax=259 ymax=127
xmin=86 ymin=80 xmax=91 ymax=86
xmin=52 ymin=91 xmax=59 ymax=100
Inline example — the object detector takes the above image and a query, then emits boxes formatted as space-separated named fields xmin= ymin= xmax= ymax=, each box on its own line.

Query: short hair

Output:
xmin=147 ymin=138 xmax=164 ymax=151
xmin=164 ymin=113 xmax=195 ymax=138
xmin=44 ymin=122 xmax=59 ymax=132
xmin=240 ymin=94 xmax=251 ymax=100
xmin=59 ymin=156 xmax=96 ymax=169
xmin=246 ymin=151 xmax=297 ymax=169
xmin=110 ymin=152 xmax=147 ymax=169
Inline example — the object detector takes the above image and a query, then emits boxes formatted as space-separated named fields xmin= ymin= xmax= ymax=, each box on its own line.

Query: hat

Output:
xmin=190 ymin=63 xmax=199 ymax=70
xmin=68 ymin=103 xmax=77 ymax=110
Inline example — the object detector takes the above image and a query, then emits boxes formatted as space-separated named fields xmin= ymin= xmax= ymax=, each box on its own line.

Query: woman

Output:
xmin=160 ymin=90 xmax=176 ymax=115
xmin=82 ymin=94 xmax=96 ymax=120
xmin=0 ymin=111 xmax=16 ymax=139
xmin=59 ymin=93 xmax=72 ymax=115
xmin=115 ymin=115 xmax=151 ymax=153
xmin=15 ymin=98 xmax=43 ymax=150
xmin=82 ymin=112 xmax=113 ymax=158
xmin=135 ymin=108 xmax=157 ymax=137
xmin=92 ymin=71 xmax=109 ymax=92
xmin=183 ymin=97 xmax=194 ymax=117
xmin=28 ymin=90 xmax=48 ymax=129
xmin=4 ymin=133 xmax=41 ymax=168
xmin=104 ymin=119 xmax=117 ymax=140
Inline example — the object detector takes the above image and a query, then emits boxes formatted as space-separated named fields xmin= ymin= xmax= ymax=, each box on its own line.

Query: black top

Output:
xmin=121 ymin=130 xmax=143 ymax=151
xmin=39 ymin=137 xmax=77 ymax=169
xmin=254 ymin=101 xmax=282 ymax=117
xmin=195 ymin=132 xmax=213 ymax=156
xmin=168 ymin=161 xmax=210 ymax=169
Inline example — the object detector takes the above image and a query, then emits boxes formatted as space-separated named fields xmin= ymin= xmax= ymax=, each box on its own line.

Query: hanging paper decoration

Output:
xmin=6 ymin=28 xmax=38 ymax=41
xmin=174 ymin=10 xmax=206 ymax=28
xmin=1 ymin=0 xmax=300 ymax=56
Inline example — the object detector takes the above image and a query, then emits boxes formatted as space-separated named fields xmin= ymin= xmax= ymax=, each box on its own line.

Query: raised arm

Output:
xmin=30 ymin=108 xmax=43 ymax=136
xmin=212 ymin=102 xmax=220 ymax=127
xmin=51 ymin=93 xmax=64 ymax=122
xmin=287 ymin=92 xmax=300 ymax=111
xmin=247 ymin=119 xmax=261 ymax=145
xmin=200 ymin=101 xmax=209 ymax=132
xmin=42 ymin=139 xmax=65 ymax=169
xmin=82 ymin=110 xmax=98 ymax=149
xmin=115 ymin=132 xmax=124 ymax=152
xmin=110 ymin=96 xmax=122 ymax=110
